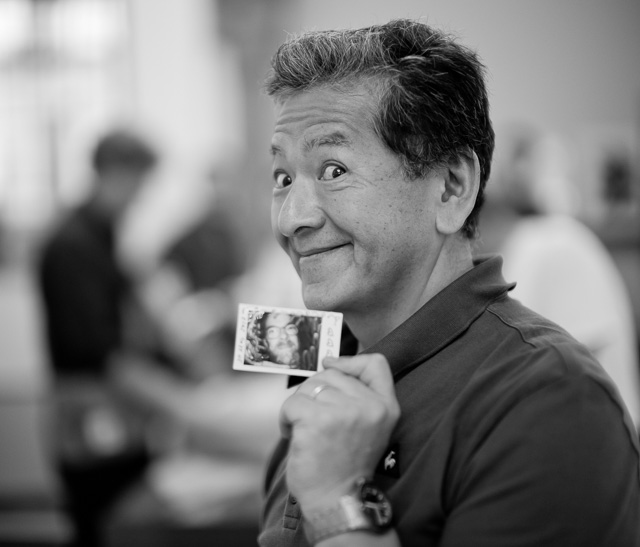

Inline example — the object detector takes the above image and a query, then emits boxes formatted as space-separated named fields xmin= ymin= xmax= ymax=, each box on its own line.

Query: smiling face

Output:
xmin=270 ymin=85 xmax=444 ymax=332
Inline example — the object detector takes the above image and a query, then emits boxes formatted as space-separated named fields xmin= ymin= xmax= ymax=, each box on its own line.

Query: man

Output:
xmin=249 ymin=312 xmax=318 ymax=370
xmin=39 ymin=129 xmax=157 ymax=382
xmin=38 ymin=129 xmax=158 ymax=547
xmin=258 ymin=19 xmax=640 ymax=547
xmin=263 ymin=312 xmax=302 ymax=367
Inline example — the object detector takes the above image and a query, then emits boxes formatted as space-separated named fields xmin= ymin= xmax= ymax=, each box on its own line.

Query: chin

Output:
xmin=302 ymin=287 xmax=331 ymax=312
xmin=302 ymin=283 xmax=350 ymax=313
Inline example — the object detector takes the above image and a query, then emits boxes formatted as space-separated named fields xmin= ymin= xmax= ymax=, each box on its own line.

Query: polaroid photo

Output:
xmin=233 ymin=303 xmax=343 ymax=377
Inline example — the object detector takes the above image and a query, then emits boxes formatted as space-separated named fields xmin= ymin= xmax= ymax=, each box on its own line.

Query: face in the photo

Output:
xmin=264 ymin=313 xmax=301 ymax=366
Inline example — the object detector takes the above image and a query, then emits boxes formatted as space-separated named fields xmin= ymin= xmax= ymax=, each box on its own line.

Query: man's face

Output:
xmin=270 ymin=85 xmax=442 ymax=319
xmin=102 ymin=167 xmax=151 ymax=216
xmin=264 ymin=313 xmax=300 ymax=366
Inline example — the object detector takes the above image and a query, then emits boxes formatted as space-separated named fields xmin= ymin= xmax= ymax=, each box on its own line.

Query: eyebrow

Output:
xmin=304 ymin=131 xmax=351 ymax=152
xmin=269 ymin=144 xmax=282 ymax=157
xmin=270 ymin=131 xmax=352 ymax=157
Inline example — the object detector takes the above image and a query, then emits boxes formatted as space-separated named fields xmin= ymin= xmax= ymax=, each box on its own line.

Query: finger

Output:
xmin=295 ymin=369 xmax=375 ymax=402
xmin=301 ymin=350 xmax=310 ymax=370
xmin=322 ymin=353 xmax=396 ymax=400
xmin=309 ymin=345 xmax=317 ymax=367
xmin=302 ymin=347 xmax=317 ymax=370
xmin=280 ymin=416 xmax=293 ymax=439
xmin=279 ymin=386 xmax=325 ymax=438
xmin=295 ymin=375 xmax=337 ymax=399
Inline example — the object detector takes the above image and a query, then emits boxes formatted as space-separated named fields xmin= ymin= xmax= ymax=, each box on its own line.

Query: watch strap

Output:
xmin=304 ymin=479 xmax=392 ymax=544
xmin=305 ymin=495 xmax=374 ymax=544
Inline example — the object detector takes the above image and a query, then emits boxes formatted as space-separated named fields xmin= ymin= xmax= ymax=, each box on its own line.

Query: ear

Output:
xmin=435 ymin=150 xmax=480 ymax=235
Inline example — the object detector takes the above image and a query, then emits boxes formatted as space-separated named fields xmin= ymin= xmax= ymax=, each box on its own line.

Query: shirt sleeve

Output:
xmin=439 ymin=366 xmax=640 ymax=547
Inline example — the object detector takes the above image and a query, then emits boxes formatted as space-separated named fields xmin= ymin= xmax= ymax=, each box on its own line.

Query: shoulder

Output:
xmin=40 ymin=209 xmax=105 ymax=265
xmin=461 ymin=296 xmax=639 ymax=464
xmin=478 ymin=296 xmax=619 ymax=399
xmin=41 ymin=211 xmax=86 ymax=251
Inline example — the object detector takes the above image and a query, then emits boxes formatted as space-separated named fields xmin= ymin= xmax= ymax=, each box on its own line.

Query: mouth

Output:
xmin=296 ymin=243 xmax=349 ymax=260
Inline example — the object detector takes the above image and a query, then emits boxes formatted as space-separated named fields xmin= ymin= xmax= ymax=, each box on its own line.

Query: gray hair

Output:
xmin=265 ymin=19 xmax=495 ymax=238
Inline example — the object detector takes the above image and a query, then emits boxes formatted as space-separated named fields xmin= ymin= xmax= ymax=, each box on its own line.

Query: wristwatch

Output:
xmin=304 ymin=477 xmax=393 ymax=544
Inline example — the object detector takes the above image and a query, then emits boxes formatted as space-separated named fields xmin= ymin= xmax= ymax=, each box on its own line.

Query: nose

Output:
xmin=274 ymin=175 xmax=324 ymax=239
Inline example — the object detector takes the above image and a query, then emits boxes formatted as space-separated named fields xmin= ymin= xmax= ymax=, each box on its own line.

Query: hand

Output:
xmin=300 ymin=318 xmax=320 ymax=370
xmin=280 ymin=354 xmax=400 ymax=514
xmin=301 ymin=344 xmax=317 ymax=370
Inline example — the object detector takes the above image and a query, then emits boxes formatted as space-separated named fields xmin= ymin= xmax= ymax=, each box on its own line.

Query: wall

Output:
xmin=249 ymin=1 xmax=632 ymax=225
xmin=294 ymin=0 xmax=640 ymax=135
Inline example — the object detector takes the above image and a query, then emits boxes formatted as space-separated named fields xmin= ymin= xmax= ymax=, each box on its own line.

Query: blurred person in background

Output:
xmin=477 ymin=124 xmax=640 ymax=429
xmin=37 ymin=128 xmax=159 ymax=547
xmin=133 ymin=171 xmax=246 ymax=383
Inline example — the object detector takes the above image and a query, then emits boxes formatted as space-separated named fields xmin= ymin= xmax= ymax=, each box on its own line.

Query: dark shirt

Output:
xmin=260 ymin=256 xmax=640 ymax=547
xmin=38 ymin=202 xmax=129 ymax=376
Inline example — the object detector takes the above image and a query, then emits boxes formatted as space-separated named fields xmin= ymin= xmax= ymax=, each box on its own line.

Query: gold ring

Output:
xmin=310 ymin=384 xmax=331 ymax=400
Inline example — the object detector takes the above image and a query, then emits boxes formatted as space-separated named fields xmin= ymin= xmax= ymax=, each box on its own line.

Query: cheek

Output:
xmin=348 ymin=198 xmax=406 ymax=247
xmin=270 ymin=198 xmax=281 ymax=233
xmin=352 ymin=209 xmax=425 ymax=273
xmin=271 ymin=199 xmax=288 ymax=248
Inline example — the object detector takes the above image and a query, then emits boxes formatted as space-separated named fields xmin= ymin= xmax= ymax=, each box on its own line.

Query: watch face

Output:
xmin=360 ymin=482 xmax=393 ymax=528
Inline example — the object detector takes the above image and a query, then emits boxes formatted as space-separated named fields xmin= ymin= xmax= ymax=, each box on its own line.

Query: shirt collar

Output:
xmin=289 ymin=255 xmax=513 ymax=388
xmin=361 ymin=255 xmax=514 ymax=380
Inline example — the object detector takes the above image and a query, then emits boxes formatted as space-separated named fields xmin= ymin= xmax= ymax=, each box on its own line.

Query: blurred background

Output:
xmin=0 ymin=1 xmax=639 ymax=546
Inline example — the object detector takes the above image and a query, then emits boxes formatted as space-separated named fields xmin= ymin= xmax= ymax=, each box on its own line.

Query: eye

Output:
xmin=274 ymin=172 xmax=292 ymax=189
xmin=320 ymin=164 xmax=346 ymax=181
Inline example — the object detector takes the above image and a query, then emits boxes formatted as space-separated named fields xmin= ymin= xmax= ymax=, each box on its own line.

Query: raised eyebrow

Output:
xmin=269 ymin=131 xmax=351 ymax=158
xmin=270 ymin=144 xmax=282 ymax=157
xmin=304 ymin=132 xmax=352 ymax=152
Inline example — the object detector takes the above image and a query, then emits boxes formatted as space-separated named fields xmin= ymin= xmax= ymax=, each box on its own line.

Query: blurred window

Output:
xmin=0 ymin=0 xmax=131 ymax=247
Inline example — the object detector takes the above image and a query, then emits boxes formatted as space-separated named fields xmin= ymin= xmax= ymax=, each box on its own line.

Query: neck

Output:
xmin=86 ymin=192 xmax=115 ymax=221
xmin=346 ymin=238 xmax=475 ymax=350
xmin=89 ymin=177 xmax=128 ymax=223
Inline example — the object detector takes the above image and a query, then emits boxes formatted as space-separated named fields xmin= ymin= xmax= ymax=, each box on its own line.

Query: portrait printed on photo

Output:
xmin=233 ymin=304 xmax=343 ymax=377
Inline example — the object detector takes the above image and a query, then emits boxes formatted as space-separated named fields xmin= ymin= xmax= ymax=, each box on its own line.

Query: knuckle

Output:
xmin=320 ymin=369 xmax=340 ymax=382
xmin=389 ymin=401 xmax=401 ymax=424
xmin=316 ymin=407 xmax=344 ymax=430
xmin=369 ymin=398 xmax=401 ymax=428
xmin=369 ymin=353 xmax=388 ymax=365
xmin=369 ymin=400 xmax=386 ymax=421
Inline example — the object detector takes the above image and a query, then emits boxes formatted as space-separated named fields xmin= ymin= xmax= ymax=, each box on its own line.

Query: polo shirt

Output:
xmin=259 ymin=256 xmax=640 ymax=547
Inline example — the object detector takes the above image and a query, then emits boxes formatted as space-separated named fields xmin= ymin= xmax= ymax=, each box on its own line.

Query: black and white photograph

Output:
xmin=0 ymin=2 xmax=639 ymax=546
xmin=233 ymin=304 xmax=342 ymax=377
